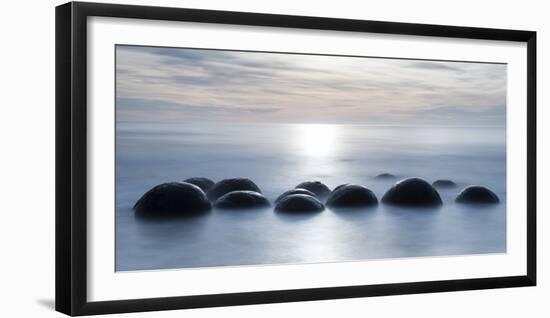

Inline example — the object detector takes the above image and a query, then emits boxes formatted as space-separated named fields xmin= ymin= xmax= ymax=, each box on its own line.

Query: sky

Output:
xmin=116 ymin=45 xmax=506 ymax=126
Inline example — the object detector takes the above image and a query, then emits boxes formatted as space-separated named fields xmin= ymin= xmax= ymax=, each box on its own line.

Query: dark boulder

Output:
xmin=134 ymin=182 xmax=211 ymax=217
xmin=455 ymin=186 xmax=500 ymax=204
xmin=375 ymin=173 xmax=396 ymax=179
xmin=432 ymin=179 xmax=457 ymax=188
xmin=326 ymin=184 xmax=378 ymax=208
xmin=183 ymin=177 xmax=215 ymax=192
xmin=275 ymin=188 xmax=317 ymax=204
xmin=207 ymin=178 xmax=262 ymax=201
xmin=333 ymin=183 xmax=350 ymax=192
xmin=214 ymin=191 xmax=270 ymax=209
xmin=275 ymin=194 xmax=325 ymax=213
xmin=381 ymin=178 xmax=442 ymax=207
xmin=295 ymin=181 xmax=331 ymax=198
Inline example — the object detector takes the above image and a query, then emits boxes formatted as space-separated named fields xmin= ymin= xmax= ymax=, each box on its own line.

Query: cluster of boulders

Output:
xmin=134 ymin=175 xmax=501 ymax=217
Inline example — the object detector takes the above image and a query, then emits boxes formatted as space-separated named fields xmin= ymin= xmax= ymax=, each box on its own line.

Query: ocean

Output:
xmin=115 ymin=122 xmax=506 ymax=271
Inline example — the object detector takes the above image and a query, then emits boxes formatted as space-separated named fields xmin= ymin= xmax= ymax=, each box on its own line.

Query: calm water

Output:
xmin=115 ymin=123 xmax=506 ymax=271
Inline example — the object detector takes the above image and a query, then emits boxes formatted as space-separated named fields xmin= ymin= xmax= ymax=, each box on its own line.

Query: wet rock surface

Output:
xmin=275 ymin=194 xmax=325 ymax=213
xmin=214 ymin=190 xmax=270 ymax=209
xmin=295 ymin=181 xmax=331 ymax=198
xmin=275 ymin=188 xmax=317 ymax=204
xmin=134 ymin=182 xmax=211 ymax=217
xmin=381 ymin=177 xmax=442 ymax=207
xmin=326 ymin=184 xmax=378 ymax=208
xmin=183 ymin=177 xmax=215 ymax=192
xmin=455 ymin=186 xmax=500 ymax=204
xmin=207 ymin=178 xmax=262 ymax=201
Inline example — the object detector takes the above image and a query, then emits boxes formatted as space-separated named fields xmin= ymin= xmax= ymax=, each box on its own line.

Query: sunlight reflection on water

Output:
xmin=294 ymin=124 xmax=340 ymax=158
xmin=116 ymin=123 xmax=506 ymax=271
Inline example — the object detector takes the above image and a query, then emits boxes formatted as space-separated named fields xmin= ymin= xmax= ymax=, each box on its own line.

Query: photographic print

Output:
xmin=115 ymin=45 xmax=507 ymax=271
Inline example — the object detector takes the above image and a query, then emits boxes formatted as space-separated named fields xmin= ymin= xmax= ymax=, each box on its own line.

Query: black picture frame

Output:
xmin=55 ymin=1 xmax=537 ymax=316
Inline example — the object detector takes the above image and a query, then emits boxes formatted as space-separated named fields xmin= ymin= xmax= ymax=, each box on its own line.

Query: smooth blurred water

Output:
xmin=116 ymin=122 xmax=506 ymax=271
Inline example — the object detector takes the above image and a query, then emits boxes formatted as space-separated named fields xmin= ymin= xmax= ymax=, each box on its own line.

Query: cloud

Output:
xmin=408 ymin=61 xmax=465 ymax=72
xmin=117 ymin=97 xmax=280 ymax=122
xmin=115 ymin=45 xmax=506 ymax=126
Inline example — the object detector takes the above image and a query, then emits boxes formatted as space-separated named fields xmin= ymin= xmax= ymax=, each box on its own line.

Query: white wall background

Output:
xmin=0 ymin=0 xmax=546 ymax=317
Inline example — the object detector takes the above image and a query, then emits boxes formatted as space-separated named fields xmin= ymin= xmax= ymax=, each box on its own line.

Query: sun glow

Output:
xmin=295 ymin=124 xmax=339 ymax=158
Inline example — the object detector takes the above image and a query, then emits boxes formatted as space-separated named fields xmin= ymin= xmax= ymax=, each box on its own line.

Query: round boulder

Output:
xmin=207 ymin=178 xmax=262 ymax=201
xmin=432 ymin=179 xmax=457 ymax=188
xmin=333 ymin=183 xmax=350 ymax=192
xmin=275 ymin=194 xmax=325 ymax=213
xmin=375 ymin=173 xmax=396 ymax=179
xmin=455 ymin=186 xmax=500 ymax=204
xmin=326 ymin=184 xmax=378 ymax=208
xmin=133 ymin=182 xmax=211 ymax=217
xmin=183 ymin=177 xmax=215 ymax=192
xmin=381 ymin=178 xmax=442 ymax=207
xmin=295 ymin=181 xmax=331 ymax=198
xmin=215 ymin=191 xmax=270 ymax=209
xmin=275 ymin=188 xmax=317 ymax=204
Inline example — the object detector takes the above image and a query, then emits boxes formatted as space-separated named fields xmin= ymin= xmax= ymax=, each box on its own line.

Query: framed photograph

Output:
xmin=55 ymin=1 xmax=536 ymax=316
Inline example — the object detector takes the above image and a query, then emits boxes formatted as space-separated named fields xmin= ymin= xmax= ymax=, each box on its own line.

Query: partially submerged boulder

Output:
xmin=183 ymin=177 xmax=215 ymax=192
xmin=275 ymin=188 xmax=317 ymax=204
xmin=381 ymin=177 xmax=442 ymax=207
xmin=455 ymin=186 xmax=500 ymax=204
xmin=295 ymin=181 xmax=331 ymax=198
xmin=214 ymin=190 xmax=270 ymax=209
xmin=134 ymin=182 xmax=211 ymax=217
xmin=375 ymin=173 xmax=396 ymax=180
xmin=207 ymin=178 xmax=262 ymax=201
xmin=326 ymin=184 xmax=378 ymax=208
xmin=333 ymin=183 xmax=350 ymax=192
xmin=275 ymin=194 xmax=325 ymax=213
xmin=432 ymin=179 xmax=457 ymax=188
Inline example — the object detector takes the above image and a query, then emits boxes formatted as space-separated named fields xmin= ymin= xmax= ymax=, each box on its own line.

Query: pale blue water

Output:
xmin=115 ymin=123 xmax=506 ymax=271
